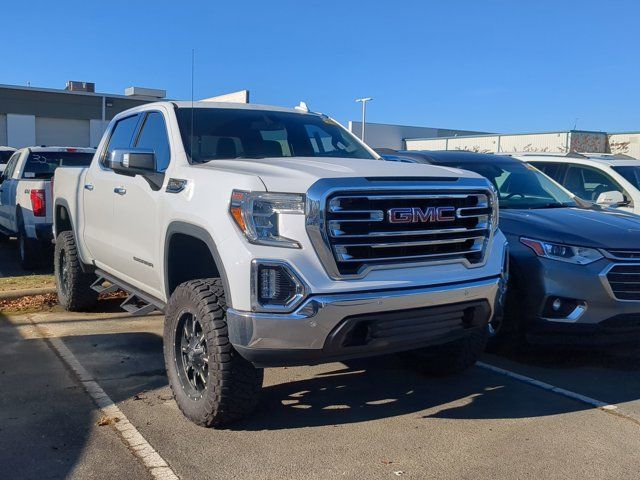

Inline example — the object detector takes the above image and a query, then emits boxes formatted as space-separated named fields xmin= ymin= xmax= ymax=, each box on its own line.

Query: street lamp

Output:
xmin=355 ymin=97 xmax=373 ymax=143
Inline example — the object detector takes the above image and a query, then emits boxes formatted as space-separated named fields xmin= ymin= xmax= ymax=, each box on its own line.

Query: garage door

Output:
xmin=35 ymin=117 xmax=90 ymax=147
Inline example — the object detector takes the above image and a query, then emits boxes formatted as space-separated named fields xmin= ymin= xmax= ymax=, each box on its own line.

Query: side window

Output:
xmin=134 ymin=112 xmax=171 ymax=171
xmin=564 ymin=165 xmax=625 ymax=201
xmin=3 ymin=152 xmax=21 ymax=179
xmin=101 ymin=114 xmax=140 ymax=167
xmin=530 ymin=162 xmax=563 ymax=181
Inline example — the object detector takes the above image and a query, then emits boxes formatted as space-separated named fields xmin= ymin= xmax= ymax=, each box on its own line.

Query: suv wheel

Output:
xmin=164 ymin=278 xmax=263 ymax=427
xmin=54 ymin=231 xmax=98 ymax=311
xmin=402 ymin=326 xmax=488 ymax=376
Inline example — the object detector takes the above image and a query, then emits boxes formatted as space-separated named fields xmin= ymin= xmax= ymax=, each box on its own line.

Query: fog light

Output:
xmin=552 ymin=298 xmax=562 ymax=311
xmin=252 ymin=261 xmax=307 ymax=312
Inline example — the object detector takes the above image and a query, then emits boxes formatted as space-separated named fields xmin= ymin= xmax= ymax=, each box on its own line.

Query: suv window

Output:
xmin=0 ymin=151 xmax=14 ymax=165
xmin=101 ymin=114 xmax=140 ymax=167
xmin=134 ymin=112 xmax=171 ymax=171
xmin=564 ymin=165 xmax=625 ymax=201
xmin=529 ymin=161 xmax=563 ymax=181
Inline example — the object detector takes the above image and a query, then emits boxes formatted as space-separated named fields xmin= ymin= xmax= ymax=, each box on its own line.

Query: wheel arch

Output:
xmin=164 ymin=221 xmax=231 ymax=306
xmin=54 ymin=199 xmax=74 ymax=236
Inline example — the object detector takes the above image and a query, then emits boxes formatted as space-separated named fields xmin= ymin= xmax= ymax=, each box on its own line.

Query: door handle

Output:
xmin=114 ymin=187 xmax=127 ymax=195
xmin=84 ymin=184 xmax=94 ymax=191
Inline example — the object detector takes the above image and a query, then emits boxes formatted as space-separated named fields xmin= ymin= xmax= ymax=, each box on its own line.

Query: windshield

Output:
xmin=176 ymin=107 xmax=375 ymax=163
xmin=0 ymin=151 xmax=14 ymax=165
xmin=438 ymin=160 xmax=577 ymax=209
xmin=612 ymin=166 xmax=640 ymax=190
xmin=23 ymin=151 xmax=94 ymax=179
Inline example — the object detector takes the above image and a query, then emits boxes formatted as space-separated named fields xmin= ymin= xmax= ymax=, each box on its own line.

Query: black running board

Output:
xmin=91 ymin=269 xmax=165 ymax=316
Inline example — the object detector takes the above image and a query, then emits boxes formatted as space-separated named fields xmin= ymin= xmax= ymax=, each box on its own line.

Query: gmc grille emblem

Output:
xmin=387 ymin=206 xmax=457 ymax=224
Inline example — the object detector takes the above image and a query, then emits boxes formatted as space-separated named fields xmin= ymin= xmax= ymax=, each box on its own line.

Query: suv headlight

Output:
xmin=520 ymin=237 xmax=603 ymax=265
xmin=230 ymin=190 xmax=305 ymax=248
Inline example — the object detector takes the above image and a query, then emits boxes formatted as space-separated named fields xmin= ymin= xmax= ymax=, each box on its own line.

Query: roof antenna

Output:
xmin=190 ymin=48 xmax=195 ymax=160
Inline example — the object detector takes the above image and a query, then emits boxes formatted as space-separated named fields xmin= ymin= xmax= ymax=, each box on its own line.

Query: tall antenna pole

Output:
xmin=190 ymin=49 xmax=195 ymax=159
xmin=355 ymin=97 xmax=373 ymax=143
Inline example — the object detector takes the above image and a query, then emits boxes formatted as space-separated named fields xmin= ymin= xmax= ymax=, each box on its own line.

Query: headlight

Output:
xmin=520 ymin=237 xmax=603 ymax=265
xmin=230 ymin=190 xmax=305 ymax=248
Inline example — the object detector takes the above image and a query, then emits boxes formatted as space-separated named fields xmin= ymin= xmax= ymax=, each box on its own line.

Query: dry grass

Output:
xmin=0 ymin=293 xmax=59 ymax=314
xmin=0 ymin=274 xmax=56 ymax=292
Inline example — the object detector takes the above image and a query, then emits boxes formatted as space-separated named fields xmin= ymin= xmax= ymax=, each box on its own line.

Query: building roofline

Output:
xmin=405 ymin=129 xmax=607 ymax=142
xmin=0 ymin=83 xmax=168 ymax=101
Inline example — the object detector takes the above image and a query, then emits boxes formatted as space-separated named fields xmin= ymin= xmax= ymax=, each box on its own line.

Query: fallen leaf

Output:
xmin=382 ymin=460 xmax=394 ymax=465
xmin=393 ymin=471 xmax=404 ymax=476
xmin=97 ymin=416 xmax=120 ymax=426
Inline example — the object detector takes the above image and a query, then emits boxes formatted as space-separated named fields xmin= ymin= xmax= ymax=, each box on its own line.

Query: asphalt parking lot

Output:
xmin=2 ymin=242 xmax=640 ymax=479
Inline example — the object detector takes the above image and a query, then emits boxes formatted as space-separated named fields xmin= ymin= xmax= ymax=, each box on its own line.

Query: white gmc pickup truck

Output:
xmin=53 ymin=101 xmax=508 ymax=427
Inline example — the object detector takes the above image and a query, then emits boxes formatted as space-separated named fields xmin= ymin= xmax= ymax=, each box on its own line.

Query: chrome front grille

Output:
xmin=322 ymin=189 xmax=494 ymax=277
xmin=606 ymin=264 xmax=640 ymax=301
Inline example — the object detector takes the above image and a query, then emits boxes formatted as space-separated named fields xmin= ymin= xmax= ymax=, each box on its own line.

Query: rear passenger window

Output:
xmin=101 ymin=115 xmax=140 ymax=167
xmin=134 ymin=112 xmax=171 ymax=171
xmin=530 ymin=162 xmax=563 ymax=181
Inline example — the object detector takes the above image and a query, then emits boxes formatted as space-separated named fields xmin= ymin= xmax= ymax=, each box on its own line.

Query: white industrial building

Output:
xmin=348 ymin=121 xmax=487 ymax=150
xmin=0 ymin=82 xmax=167 ymax=148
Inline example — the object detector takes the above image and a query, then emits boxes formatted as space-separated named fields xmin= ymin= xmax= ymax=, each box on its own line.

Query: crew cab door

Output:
xmin=83 ymin=114 xmax=141 ymax=268
xmin=109 ymin=110 xmax=170 ymax=297
xmin=0 ymin=151 xmax=22 ymax=232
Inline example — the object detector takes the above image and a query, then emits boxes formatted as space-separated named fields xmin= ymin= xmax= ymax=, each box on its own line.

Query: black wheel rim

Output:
xmin=174 ymin=311 xmax=208 ymax=399
xmin=58 ymin=247 xmax=69 ymax=296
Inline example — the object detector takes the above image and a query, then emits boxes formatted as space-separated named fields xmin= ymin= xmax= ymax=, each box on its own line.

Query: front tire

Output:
xmin=164 ymin=279 xmax=263 ymax=427
xmin=54 ymin=231 xmax=98 ymax=311
xmin=402 ymin=327 xmax=488 ymax=376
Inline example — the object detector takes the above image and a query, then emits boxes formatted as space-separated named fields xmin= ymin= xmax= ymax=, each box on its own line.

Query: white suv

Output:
xmin=512 ymin=152 xmax=640 ymax=215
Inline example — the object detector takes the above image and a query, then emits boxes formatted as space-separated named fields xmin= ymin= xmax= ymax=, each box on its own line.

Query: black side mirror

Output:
xmin=109 ymin=149 xmax=164 ymax=190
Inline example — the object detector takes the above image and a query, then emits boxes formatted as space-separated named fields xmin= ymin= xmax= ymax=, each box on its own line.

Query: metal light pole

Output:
xmin=355 ymin=97 xmax=373 ymax=142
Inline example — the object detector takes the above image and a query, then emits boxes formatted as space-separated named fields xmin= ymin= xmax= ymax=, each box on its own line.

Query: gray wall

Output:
xmin=36 ymin=117 xmax=90 ymax=147
xmin=0 ymin=114 xmax=6 ymax=145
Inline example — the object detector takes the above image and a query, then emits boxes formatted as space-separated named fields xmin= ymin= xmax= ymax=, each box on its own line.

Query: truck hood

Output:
xmin=500 ymin=207 xmax=640 ymax=249
xmin=198 ymin=156 xmax=471 ymax=192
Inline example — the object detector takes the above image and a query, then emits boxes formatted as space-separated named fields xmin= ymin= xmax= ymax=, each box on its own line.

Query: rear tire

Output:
xmin=54 ymin=231 xmax=98 ymax=311
xmin=402 ymin=327 xmax=488 ymax=376
xmin=164 ymin=278 xmax=263 ymax=427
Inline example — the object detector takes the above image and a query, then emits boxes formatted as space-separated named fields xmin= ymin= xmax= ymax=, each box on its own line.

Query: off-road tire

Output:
xmin=54 ymin=231 xmax=98 ymax=311
xmin=403 ymin=326 xmax=488 ymax=376
xmin=164 ymin=278 xmax=263 ymax=427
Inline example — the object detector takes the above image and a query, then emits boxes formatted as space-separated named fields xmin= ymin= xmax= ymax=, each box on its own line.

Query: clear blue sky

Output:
xmin=3 ymin=0 xmax=639 ymax=133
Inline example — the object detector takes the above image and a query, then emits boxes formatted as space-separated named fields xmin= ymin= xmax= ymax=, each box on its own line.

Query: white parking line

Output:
xmin=46 ymin=335 xmax=179 ymax=480
xmin=477 ymin=361 xmax=618 ymax=410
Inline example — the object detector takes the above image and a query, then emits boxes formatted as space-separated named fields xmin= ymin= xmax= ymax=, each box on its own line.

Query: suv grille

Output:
xmin=605 ymin=249 xmax=640 ymax=260
xmin=606 ymin=265 xmax=640 ymax=301
xmin=325 ymin=191 xmax=493 ymax=276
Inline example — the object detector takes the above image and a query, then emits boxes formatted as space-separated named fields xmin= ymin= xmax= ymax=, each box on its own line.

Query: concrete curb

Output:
xmin=0 ymin=287 xmax=57 ymax=300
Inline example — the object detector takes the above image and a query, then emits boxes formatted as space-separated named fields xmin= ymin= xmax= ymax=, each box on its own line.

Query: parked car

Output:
xmin=53 ymin=101 xmax=508 ymax=427
xmin=512 ymin=152 xmax=640 ymax=215
xmin=0 ymin=146 xmax=95 ymax=267
xmin=382 ymin=150 xmax=640 ymax=349
xmin=0 ymin=146 xmax=16 ymax=174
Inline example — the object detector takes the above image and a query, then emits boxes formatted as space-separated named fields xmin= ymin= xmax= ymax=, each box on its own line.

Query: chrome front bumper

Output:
xmin=227 ymin=276 xmax=502 ymax=367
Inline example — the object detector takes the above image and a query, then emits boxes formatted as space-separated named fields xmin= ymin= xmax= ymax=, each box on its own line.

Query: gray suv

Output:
xmin=382 ymin=150 xmax=640 ymax=348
